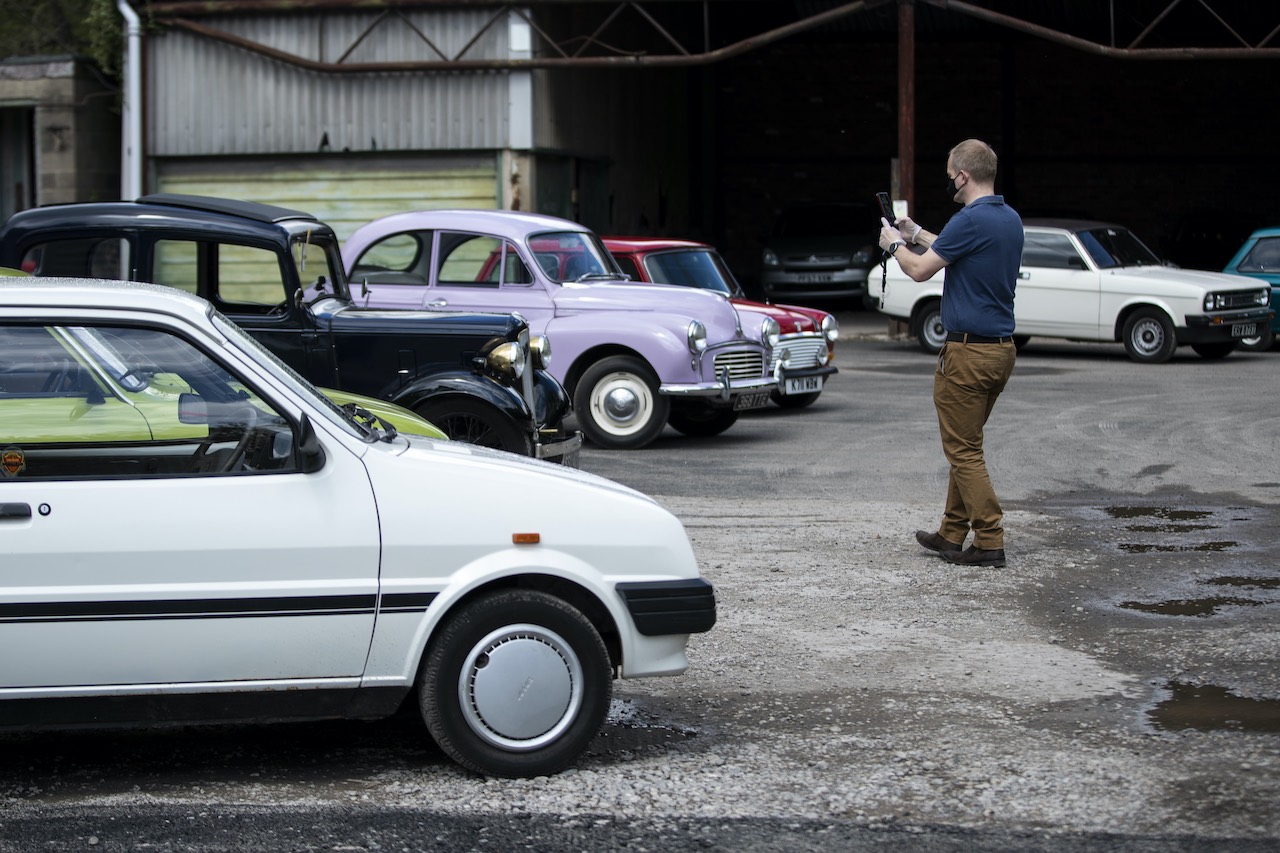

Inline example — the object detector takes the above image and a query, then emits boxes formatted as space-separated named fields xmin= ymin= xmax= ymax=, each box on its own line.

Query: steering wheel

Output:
xmin=219 ymin=407 xmax=260 ymax=472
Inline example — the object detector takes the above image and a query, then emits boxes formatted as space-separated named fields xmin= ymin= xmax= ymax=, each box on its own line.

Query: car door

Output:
xmin=0 ymin=319 xmax=381 ymax=692
xmin=421 ymin=232 xmax=557 ymax=330
xmin=1012 ymin=231 xmax=1104 ymax=339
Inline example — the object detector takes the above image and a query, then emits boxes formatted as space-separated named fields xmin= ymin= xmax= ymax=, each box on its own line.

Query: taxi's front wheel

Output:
xmin=420 ymin=589 xmax=612 ymax=778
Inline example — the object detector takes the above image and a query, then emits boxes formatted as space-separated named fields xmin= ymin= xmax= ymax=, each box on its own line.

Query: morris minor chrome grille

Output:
xmin=770 ymin=336 xmax=826 ymax=372
xmin=713 ymin=350 xmax=766 ymax=380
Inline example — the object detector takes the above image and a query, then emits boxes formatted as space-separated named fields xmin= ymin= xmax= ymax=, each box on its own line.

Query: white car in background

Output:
xmin=0 ymin=278 xmax=716 ymax=778
xmin=875 ymin=219 xmax=1273 ymax=363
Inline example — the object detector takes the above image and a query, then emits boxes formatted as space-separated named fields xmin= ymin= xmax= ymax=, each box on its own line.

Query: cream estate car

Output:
xmin=875 ymin=219 xmax=1272 ymax=363
xmin=0 ymin=278 xmax=716 ymax=778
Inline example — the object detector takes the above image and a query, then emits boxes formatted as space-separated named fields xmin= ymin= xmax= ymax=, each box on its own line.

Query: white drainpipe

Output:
xmin=118 ymin=0 xmax=143 ymax=200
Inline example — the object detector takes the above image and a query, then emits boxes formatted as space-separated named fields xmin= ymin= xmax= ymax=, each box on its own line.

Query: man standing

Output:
xmin=879 ymin=139 xmax=1022 ymax=568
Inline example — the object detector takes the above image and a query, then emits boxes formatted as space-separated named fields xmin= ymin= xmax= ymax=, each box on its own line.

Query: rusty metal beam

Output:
xmin=164 ymin=1 xmax=886 ymax=69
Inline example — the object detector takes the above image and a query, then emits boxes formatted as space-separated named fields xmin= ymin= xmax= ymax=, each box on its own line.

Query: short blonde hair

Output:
xmin=949 ymin=139 xmax=997 ymax=184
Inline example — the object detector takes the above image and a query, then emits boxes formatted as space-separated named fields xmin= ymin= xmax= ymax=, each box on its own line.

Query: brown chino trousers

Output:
xmin=933 ymin=339 xmax=1017 ymax=550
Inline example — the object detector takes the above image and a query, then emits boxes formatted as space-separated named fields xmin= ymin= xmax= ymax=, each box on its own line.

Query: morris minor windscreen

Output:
xmin=529 ymin=232 xmax=626 ymax=282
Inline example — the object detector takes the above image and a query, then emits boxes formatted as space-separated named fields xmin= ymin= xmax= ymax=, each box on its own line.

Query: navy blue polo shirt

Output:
xmin=931 ymin=195 xmax=1023 ymax=338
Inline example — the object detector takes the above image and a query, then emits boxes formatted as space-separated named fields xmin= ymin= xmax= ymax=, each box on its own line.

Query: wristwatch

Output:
xmin=888 ymin=240 xmax=904 ymax=256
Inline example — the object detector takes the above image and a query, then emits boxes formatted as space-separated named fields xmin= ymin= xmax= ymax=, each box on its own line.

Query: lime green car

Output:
xmin=1 ymin=324 xmax=446 ymax=444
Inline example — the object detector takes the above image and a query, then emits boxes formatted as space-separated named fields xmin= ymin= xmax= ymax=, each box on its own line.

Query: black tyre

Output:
xmin=1238 ymin=325 xmax=1275 ymax=352
xmin=416 ymin=397 xmax=532 ymax=456
xmin=667 ymin=403 xmax=739 ymax=437
xmin=914 ymin=299 xmax=946 ymax=354
xmin=1190 ymin=341 xmax=1238 ymax=359
xmin=420 ymin=589 xmax=612 ymax=778
xmin=1122 ymin=308 xmax=1177 ymax=364
xmin=770 ymin=390 xmax=821 ymax=409
xmin=573 ymin=356 xmax=669 ymax=449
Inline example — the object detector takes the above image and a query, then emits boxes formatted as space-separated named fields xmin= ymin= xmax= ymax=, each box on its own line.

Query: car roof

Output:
xmin=0 ymin=277 xmax=214 ymax=327
xmin=601 ymin=236 xmax=713 ymax=252
xmin=353 ymin=209 xmax=593 ymax=243
xmin=1022 ymin=218 xmax=1125 ymax=232
xmin=1245 ymin=225 xmax=1280 ymax=239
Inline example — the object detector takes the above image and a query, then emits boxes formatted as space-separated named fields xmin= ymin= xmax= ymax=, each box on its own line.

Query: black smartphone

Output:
xmin=876 ymin=191 xmax=895 ymax=225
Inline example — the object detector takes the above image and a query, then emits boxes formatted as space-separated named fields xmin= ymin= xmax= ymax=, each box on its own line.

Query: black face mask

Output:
xmin=946 ymin=175 xmax=960 ymax=201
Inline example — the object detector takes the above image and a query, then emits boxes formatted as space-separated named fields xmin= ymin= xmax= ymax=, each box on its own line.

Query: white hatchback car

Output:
xmin=874 ymin=219 xmax=1273 ymax=363
xmin=0 ymin=278 xmax=715 ymax=778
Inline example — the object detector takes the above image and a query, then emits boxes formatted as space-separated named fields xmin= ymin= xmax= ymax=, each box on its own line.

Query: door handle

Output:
xmin=426 ymin=299 xmax=448 ymax=309
xmin=0 ymin=503 xmax=32 ymax=520
xmin=1018 ymin=271 xmax=1031 ymax=279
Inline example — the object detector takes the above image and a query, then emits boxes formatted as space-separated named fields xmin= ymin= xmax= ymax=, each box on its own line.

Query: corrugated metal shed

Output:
xmin=147 ymin=10 xmax=518 ymax=156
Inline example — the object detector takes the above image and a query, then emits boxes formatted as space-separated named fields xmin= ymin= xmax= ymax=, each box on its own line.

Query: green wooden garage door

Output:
xmin=154 ymin=156 xmax=499 ymax=242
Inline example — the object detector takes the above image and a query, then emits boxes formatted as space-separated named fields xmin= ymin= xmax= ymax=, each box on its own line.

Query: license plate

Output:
xmin=784 ymin=376 xmax=822 ymax=395
xmin=795 ymin=273 xmax=832 ymax=283
xmin=733 ymin=391 xmax=772 ymax=411
xmin=1231 ymin=323 xmax=1257 ymax=337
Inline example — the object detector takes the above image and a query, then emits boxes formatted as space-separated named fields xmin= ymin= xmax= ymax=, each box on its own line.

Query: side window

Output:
xmin=351 ymin=233 xmax=431 ymax=286
xmin=0 ymin=322 xmax=299 ymax=480
xmin=154 ymin=240 xmax=286 ymax=310
xmin=1239 ymin=237 xmax=1280 ymax=273
xmin=612 ymin=255 xmax=641 ymax=281
xmin=437 ymin=233 xmax=506 ymax=287
xmin=20 ymin=237 xmax=132 ymax=280
xmin=1022 ymin=234 xmax=1088 ymax=270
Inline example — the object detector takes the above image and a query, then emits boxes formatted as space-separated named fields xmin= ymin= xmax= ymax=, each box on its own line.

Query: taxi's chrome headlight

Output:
xmin=821 ymin=313 xmax=839 ymax=343
xmin=485 ymin=341 xmax=525 ymax=381
xmin=530 ymin=334 xmax=552 ymax=370
xmin=687 ymin=320 xmax=708 ymax=353
xmin=762 ymin=317 xmax=780 ymax=348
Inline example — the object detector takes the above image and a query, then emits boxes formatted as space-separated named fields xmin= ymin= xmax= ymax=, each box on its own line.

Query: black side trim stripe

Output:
xmin=0 ymin=592 xmax=438 ymax=624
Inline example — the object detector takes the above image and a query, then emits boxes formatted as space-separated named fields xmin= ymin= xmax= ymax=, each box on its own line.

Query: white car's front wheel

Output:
xmin=1122 ymin=308 xmax=1177 ymax=364
xmin=421 ymin=590 xmax=612 ymax=778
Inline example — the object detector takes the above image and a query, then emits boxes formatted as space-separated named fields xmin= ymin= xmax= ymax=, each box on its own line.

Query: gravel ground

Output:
xmin=1 ymin=317 xmax=1277 ymax=851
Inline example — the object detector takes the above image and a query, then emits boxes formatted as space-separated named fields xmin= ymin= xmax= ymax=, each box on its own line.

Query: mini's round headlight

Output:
xmin=762 ymin=317 xmax=780 ymax=348
xmin=821 ymin=313 xmax=839 ymax=342
xmin=485 ymin=341 xmax=525 ymax=380
xmin=530 ymin=334 xmax=552 ymax=370
xmin=687 ymin=320 xmax=708 ymax=353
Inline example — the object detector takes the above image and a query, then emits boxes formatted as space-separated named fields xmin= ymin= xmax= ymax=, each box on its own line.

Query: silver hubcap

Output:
xmin=589 ymin=371 xmax=655 ymax=437
xmin=1131 ymin=318 xmax=1165 ymax=357
xmin=459 ymin=624 xmax=582 ymax=751
xmin=923 ymin=311 xmax=947 ymax=350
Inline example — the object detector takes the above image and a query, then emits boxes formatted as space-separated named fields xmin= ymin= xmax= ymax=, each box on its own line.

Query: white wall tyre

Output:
xmin=573 ymin=356 xmax=669 ymax=449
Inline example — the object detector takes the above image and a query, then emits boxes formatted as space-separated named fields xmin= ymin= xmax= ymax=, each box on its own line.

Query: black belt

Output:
xmin=946 ymin=332 xmax=1013 ymax=344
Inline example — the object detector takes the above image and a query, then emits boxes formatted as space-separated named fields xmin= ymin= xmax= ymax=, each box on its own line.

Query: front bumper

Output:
xmin=616 ymin=578 xmax=717 ymax=637
xmin=1180 ymin=308 xmax=1274 ymax=344
xmin=535 ymin=430 xmax=584 ymax=467
xmin=761 ymin=267 xmax=870 ymax=299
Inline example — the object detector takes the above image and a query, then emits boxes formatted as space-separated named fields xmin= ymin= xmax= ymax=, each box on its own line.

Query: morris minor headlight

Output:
xmin=762 ymin=248 xmax=780 ymax=268
xmin=485 ymin=341 xmax=525 ymax=381
xmin=530 ymin=334 xmax=552 ymax=370
xmin=762 ymin=317 xmax=780 ymax=348
xmin=821 ymin=313 xmax=839 ymax=343
xmin=687 ymin=320 xmax=708 ymax=353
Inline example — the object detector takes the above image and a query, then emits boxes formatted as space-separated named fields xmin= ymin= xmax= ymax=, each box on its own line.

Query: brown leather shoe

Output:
xmin=915 ymin=530 xmax=963 ymax=554
xmin=941 ymin=545 xmax=1006 ymax=568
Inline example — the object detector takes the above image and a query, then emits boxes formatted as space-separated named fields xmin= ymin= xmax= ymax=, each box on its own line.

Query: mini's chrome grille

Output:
xmin=713 ymin=350 xmax=766 ymax=380
xmin=770 ymin=336 xmax=826 ymax=372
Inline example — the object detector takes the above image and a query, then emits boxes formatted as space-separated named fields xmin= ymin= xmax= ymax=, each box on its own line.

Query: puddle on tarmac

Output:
xmin=1148 ymin=681 xmax=1280 ymax=733
xmin=1205 ymin=576 xmax=1280 ymax=590
xmin=590 ymin=699 xmax=697 ymax=757
xmin=1119 ymin=596 xmax=1261 ymax=617
xmin=1104 ymin=507 xmax=1213 ymax=521
xmin=1119 ymin=541 xmax=1238 ymax=553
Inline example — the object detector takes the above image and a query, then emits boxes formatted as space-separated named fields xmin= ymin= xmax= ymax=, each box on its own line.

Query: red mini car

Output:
xmin=604 ymin=237 xmax=838 ymax=408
